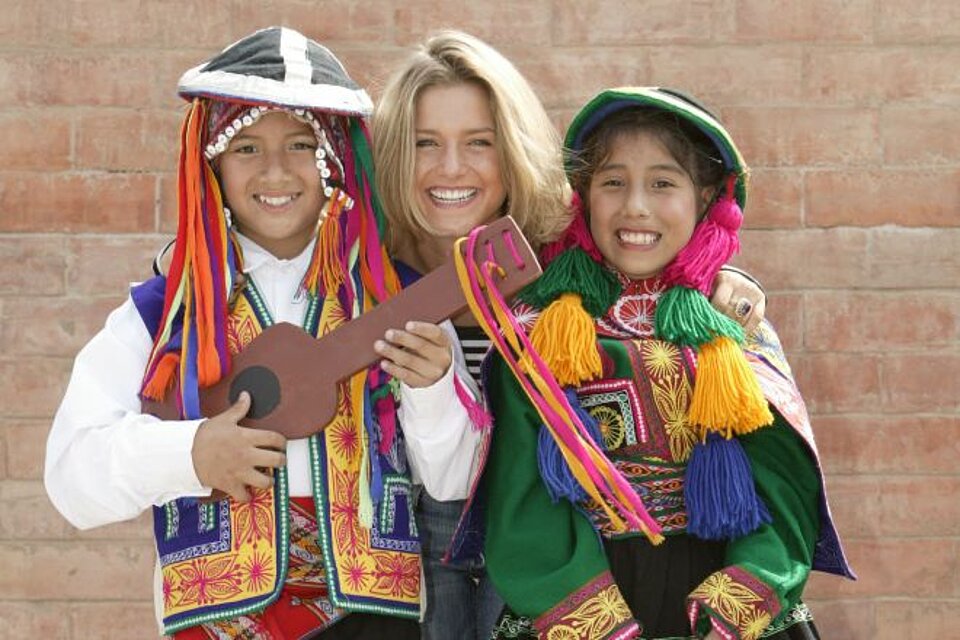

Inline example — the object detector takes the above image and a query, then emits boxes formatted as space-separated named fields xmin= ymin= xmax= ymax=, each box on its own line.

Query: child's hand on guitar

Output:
xmin=374 ymin=321 xmax=453 ymax=388
xmin=191 ymin=392 xmax=287 ymax=502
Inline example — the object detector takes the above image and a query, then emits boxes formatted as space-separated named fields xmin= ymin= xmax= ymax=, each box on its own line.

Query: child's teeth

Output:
xmin=620 ymin=231 xmax=659 ymax=245
xmin=258 ymin=195 xmax=295 ymax=206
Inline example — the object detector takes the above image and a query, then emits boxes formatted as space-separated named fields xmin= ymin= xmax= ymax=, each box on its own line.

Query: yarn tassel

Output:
xmin=454 ymin=376 xmax=492 ymax=432
xmin=655 ymin=286 xmax=744 ymax=347
xmin=537 ymin=388 xmax=604 ymax=503
xmin=684 ymin=432 xmax=771 ymax=540
xmin=519 ymin=247 xmax=620 ymax=317
xmin=689 ymin=336 xmax=773 ymax=435
xmin=141 ymin=351 xmax=180 ymax=401
xmin=530 ymin=293 xmax=602 ymax=386
xmin=661 ymin=175 xmax=742 ymax=295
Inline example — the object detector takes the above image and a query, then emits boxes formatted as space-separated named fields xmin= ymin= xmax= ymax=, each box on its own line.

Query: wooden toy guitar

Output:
xmin=143 ymin=215 xmax=539 ymax=438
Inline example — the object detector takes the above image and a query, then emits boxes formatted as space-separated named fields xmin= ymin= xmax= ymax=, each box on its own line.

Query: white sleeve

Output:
xmin=44 ymin=297 xmax=208 ymax=530
xmin=399 ymin=321 xmax=483 ymax=501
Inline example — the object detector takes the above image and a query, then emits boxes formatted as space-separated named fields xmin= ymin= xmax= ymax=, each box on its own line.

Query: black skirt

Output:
xmin=490 ymin=534 xmax=821 ymax=640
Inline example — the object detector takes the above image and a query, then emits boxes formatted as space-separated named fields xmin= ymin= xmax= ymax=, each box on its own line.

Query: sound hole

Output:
xmin=229 ymin=366 xmax=281 ymax=419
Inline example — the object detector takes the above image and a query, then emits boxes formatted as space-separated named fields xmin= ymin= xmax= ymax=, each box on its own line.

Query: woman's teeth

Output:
xmin=618 ymin=230 xmax=660 ymax=246
xmin=257 ymin=194 xmax=297 ymax=206
xmin=430 ymin=188 xmax=477 ymax=204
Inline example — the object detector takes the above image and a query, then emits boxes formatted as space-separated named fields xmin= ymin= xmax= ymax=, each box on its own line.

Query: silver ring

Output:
xmin=734 ymin=297 xmax=753 ymax=319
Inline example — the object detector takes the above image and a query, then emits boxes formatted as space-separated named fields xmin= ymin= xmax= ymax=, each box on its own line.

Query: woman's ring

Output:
xmin=734 ymin=297 xmax=753 ymax=319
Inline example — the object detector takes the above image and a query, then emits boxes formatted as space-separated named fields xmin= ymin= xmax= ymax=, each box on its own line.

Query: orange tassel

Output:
xmin=142 ymin=352 xmax=180 ymax=401
xmin=530 ymin=293 xmax=602 ymax=386
xmin=688 ymin=336 xmax=773 ymax=436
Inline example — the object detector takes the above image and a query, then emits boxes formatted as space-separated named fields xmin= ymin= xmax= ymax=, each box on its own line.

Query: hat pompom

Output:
xmin=661 ymin=175 xmax=742 ymax=296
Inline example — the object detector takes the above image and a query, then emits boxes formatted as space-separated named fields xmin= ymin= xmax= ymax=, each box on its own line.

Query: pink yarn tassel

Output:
xmin=661 ymin=175 xmax=742 ymax=295
xmin=454 ymin=375 xmax=493 ymax=432
xmin=376 ymin=393 xmax=397 ymax=454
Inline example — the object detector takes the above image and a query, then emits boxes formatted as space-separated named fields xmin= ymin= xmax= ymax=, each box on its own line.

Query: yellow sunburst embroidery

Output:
xmin=641 ymin=340 xmax=680 ymax=378
xmin=589 ymin=405 xmax=625 ymax=450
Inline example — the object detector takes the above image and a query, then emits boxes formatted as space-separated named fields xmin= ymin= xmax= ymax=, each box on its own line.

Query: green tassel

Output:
xmin=655 ymin=286 xmax=745 ymax=347
xmin=519 ymin=248 xmax=621 ymax=316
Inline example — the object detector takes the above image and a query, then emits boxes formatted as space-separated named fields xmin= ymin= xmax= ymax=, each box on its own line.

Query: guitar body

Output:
xmin=143 ymin=215 xmax=540 ymax=438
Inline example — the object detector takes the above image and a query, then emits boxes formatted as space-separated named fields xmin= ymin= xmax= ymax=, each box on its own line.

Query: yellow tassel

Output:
xmin=688 ymin=336 xmax=774 ymax=436
xmin=530 ymin=293 xmax=602 ymax=387
xmin=142 ymin=352 xmax=179 ymax=401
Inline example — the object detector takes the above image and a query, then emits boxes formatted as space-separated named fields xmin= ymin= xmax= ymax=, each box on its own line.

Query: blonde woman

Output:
xmin=372 ymin=32 xmax=767 ymax=640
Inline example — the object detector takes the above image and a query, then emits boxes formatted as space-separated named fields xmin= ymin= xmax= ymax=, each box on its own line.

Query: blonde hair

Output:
xmin=373 ymin=31 xmax=569 ymax=254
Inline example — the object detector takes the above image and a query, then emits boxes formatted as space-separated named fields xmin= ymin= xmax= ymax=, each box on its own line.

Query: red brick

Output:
xmin=878 ymin=0 xmax=960 ymax=42
xmin=507 ymin=47 xmax=655 ymax=110
xmin=0 ymin=480 xmax=75 ymax=539
xmin=65 ymin=237 xmax=166 ymax=296
xmin=805 ymin=47 xmax=960 ymax=105
xmin=800 ymin=599 xmax=875 ymax=639
xmin=0 ymin=53 xmax=168 ymax=108
xmin=158 ymin=173 xmax=180 ymax=235
xmin=805 ymin=291 xmax=960 ymax=351
xmin=0 ymin=237 xmax=67 ymax=296
xmin=762 ymin=292 xmax=803 ymax=354
xmin=553 ymin=0 xmax=725 ymax=45
xmin=741 ymin=169 xmax=803 ymax=229
xmin=881 ymin=353 xmax=960 ymax=413
xmin=0 ymin=3 xmax=69 ymax=47
xmin=814 ymin=415 xmax=960 ymax=475
xmin=646 ymin=46 xmax=804 ymax=107
xmin=2 ymin=421 xmax=50 ymax=480
xmin=806 ymin=168 xmax=960 ymax=227
xmin=825 ymin=475 xmax=960 ymax=537
xmin=233 ymin=3 xmax=396 ymax=47
xmin=0 ymin=297 xmax=120 ymax=358
xmin=0 ymin=358 xmax=72 ymax=419
xmin=0 ymin=602 xmax=70 ymax=638
xmin=876 ymin=600 xmax=960 ymax=639
xmin=67 ymin=0 xmax=232 ymax=48
xmin=738 ymin=229 xmax=870 ymax=290
xmin=805 ymin=538 xmax=959 ymax=598
xmin=0 ymin=173 xmax=157 ymax=233
xmin=76 ymin=109 xmax=180 ymax=172
xmin=395 ymin=0 xmax=553 ymax=47
xmin=70 ymin=602 xmax=159 ymax=639
xmin=0 ymin=111 xmax=71 ymax=171
xmin=882 ymin=107 xmax=960 ymax=165
xmin=792 ymin=353 xmax=881 ymax=414
xmin=735 ymin=0 xmax=874 ymax=42
xmin=867 ymin=228 xmax=960 ymax=289
xmin=723 ymin=107 xmax=879 ymax=168
xmin=0 ymin=540 xmax=155 ymax=599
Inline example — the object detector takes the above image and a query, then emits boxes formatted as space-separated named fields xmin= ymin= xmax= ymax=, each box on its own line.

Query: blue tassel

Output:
xmin=536 ymin=388 xmax=604 ymax=504
xmin=684 ymin=432 xmax=771 ymax=540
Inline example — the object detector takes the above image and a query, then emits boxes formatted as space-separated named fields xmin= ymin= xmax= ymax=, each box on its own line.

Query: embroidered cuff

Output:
xmin=687 ymin=566 xmax=782 ymax=640
xmin=534 ymin=571 xmax=640 ymax=640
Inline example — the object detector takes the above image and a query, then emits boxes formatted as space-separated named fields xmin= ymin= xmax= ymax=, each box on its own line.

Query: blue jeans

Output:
xmin=417 ymin=492 xmax=503 ymax=640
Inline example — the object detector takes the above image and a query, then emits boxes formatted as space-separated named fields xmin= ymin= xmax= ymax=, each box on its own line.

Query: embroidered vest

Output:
xmin=133 ymin=275 xmax=421 ymax=634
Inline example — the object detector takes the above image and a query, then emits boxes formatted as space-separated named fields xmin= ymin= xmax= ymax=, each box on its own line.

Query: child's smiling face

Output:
xmin=587 ymin=130 xmax=706 ymax=281
xmin=218 ymin=112 xmax=324 ymax=259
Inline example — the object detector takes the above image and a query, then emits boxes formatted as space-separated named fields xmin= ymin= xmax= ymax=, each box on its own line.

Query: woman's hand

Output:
xmin=191 ymin=392 xmax=287 ymax=502
xmin=375 ymin=321 xmax=453 ymax=388
xmin=711 ymin=269 xmax=766 ymax=335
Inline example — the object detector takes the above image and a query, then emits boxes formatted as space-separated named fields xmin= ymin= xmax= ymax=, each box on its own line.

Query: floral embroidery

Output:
xmin=233 ymin=489 xmax=274 ymax=549
xmin=536 ymin=572 xmax=636 ymax=640
xmin=174 ymin=556 xmax=242 ymax=607
xmin=239 ymin=550 xmax=274 ymax=593
xmin=372 ymin=553 xmax=420 ymax=598
xmin=330 ymin=467 xmax=363 ymax=557
xmin=688 ymin=567 xmax=781 ymax=640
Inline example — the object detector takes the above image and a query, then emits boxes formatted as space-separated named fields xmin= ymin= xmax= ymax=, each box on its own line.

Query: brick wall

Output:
xmin=1 ymin=1 xmax=957 ymax=637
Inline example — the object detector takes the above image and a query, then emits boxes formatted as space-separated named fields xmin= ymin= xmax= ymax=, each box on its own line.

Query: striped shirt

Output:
xmin=454 ymin=324 xmax=491 ymax=389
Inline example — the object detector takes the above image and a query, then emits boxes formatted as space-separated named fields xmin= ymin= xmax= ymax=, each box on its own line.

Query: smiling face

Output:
xmin=588 ymin=130 xmax=708 ymax=280
xmin=217 ymin=111 xmax=324 ymax=259
xmin=413 ymin=82 xmax=507 ymax=240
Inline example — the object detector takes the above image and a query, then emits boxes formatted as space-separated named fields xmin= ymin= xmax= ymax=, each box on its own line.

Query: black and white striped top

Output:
xmin=454 ymin=325 xmax=491 ymax=389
